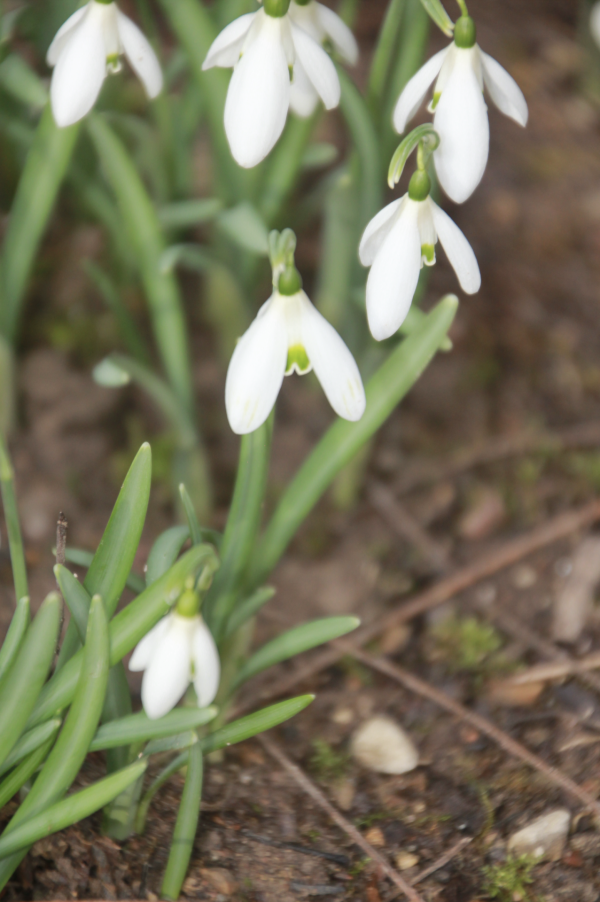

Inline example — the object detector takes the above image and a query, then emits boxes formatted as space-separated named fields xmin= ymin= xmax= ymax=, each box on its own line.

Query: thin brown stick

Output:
xmin=239 ymin=499 xmax=600 ymax=715
xmin=368 ymin=481 xmax=451 ymax=574
xmin=501 ymin=652 xmax=600 ymax=686
xmin=411 ymin=837 xmax=472 ymax=886
xmin=395 ymin=421 xmax=600 ymax=496
xmin=258 ymin=735 xmax=426 ymax=902
xmin=344 ymin=644 xmax=600 ymax=819
xmin=55 ymin=511 xmax=68 ymax=567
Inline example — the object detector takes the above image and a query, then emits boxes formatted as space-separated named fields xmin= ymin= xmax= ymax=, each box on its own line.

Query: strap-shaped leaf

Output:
xmin=0 ymin=719 xmax=61 ymax=778
xmin=0 ymin=595 xmax=29 ymax=687
xmin=158 ymin=198 xmax=223 ymax=230
xmin=89 ymin=706 xmax=217 ymax=751
xmin=234 ymin=617 xmax=360 ymax=688
xmin=418 ymin=0 xmax=454 ymax=36
xmin=199 ymin=695 xmax=314 ymax=755
xmin=146 ymin=525 xmax=190 ymax=586
xmin=225 ymin=587 xmax=276 ymax=639
xmin=388 ymin=124 xmax=439 ymax=186
xmin=161 ymin=743 xmax=203 ymax=901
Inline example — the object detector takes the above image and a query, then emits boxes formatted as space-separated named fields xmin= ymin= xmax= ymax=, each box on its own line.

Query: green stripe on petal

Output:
xmin=286 ymin=344 xmax=311 ymax=375
xmin=421 ymin=244 xmax=436 ymax=265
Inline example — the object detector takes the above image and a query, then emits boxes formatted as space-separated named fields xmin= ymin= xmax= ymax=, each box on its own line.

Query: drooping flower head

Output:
xmin=393 ymin=12 xmax=528 ymax=203
xmin=47 ymin=0 xmax=163 ymax=128
xmin=359 ymin=168 xmax=480 ymax=341
xmin=129 ymin=587 xmax=220 ymax=720
xmin=225 ymin=230 xmax=366 ymax=434
xmin=203 ymin=0 xmax=357 ymax=168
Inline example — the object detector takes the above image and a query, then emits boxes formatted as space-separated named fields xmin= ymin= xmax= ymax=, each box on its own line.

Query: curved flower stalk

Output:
xmin=225 ymin=263 xmax=365 ymax=435
xmin=393 ymin=14 xmax=528 ymax=203
xmin=359 ymin=170 xmax=480 ymax=341
xmin=202 ymin=0 xmax=355 ymax=168
xmin=129 ymin=592 xmax=220 ymax=720
xmin=47 ymin=0 xmax=163 ymax=128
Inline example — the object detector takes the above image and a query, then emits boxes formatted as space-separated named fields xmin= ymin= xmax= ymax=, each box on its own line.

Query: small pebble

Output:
xmin=332 ymin=706 xmax=354 ymax=725
xmin=511 ymin=564 xmax=537 ymax=589
xmin=458 ymin=487 xmax=506 ymax=541
xmin=351 ymin=716 xmax=419 ymax=775
xmin=507 ymin=809 xmax=570 ymax=861
xmin=396 ymin=851 xmax=419 ymax=870
xmin=364 ymin=826 xmax=386 ymax=847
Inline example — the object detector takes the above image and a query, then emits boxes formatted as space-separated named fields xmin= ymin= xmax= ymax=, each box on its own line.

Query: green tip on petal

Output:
xmin=408 ymin=170 xmax=431 ymax=202
xmin=421 ymin=244 xmax=436 ymax=265
xmin=286 ymin=344 xmax=311 ymax=375
xmin=454 ymin=16 xmax=476 ymax=48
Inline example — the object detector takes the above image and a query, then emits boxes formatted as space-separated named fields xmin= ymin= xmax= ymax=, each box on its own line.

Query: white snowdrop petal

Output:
xmin=359 ymin=197 xmax=404 ymax=266
xmin=430 ymin=201 xmax=481 ymax=294
xmin=433 ymin=48 xmax=489 ymax=204
xmin=290 ymin=60 xmax=319 ymax=118
xmin=481 ymin=51 xmax=528 ymax=127
xmin=225 ymin=300 xmax=288 ymax=434
xmin=202 ymin=12 xmax=256 ymax=70
xmin=393 ymin=46 xmax=448 ymax=133
xmin=116 ymin=10 xmax=163 ymax=98
xmin=316 ymin=2 xmax=359 ymax=65
xmin=592 ymin=2 xmax=600 ymax=47
xmin=141 ymin=617 xmax=193 ymax=720
xmin=224 ymin=15 xmax=290 ymax=168
xmin=50 ymin=6 xmax=107 ymax=127
xmin=192 ymin=621 xmax=221 ymax=708
xmin=46 ymin=5 xmax=89 ymax=66
xmin=128 ymin=616 xmax=171 ymax=672
xmin=291 ymin=22 xmax=340 ymax=110
xmin=299 ymin=295 xmax=365 ymax=421
xmin=366 ymin=205 xmax=422 ymax=341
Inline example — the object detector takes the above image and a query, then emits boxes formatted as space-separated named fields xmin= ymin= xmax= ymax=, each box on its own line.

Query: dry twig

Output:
xmin=258 ymin=735 xmax=426 ymax=902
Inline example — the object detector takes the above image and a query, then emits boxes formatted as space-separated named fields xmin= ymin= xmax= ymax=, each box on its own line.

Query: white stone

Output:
xmin=507 ymin=809 xmax=571 ymax=861
xmin=350 ymin=715 xmax=419 ymax=775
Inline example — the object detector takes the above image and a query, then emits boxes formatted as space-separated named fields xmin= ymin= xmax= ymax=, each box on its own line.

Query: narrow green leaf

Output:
xmin=83 ymin=261 xmax=150 ymax=365
xmin=338 ymin=68 xmax=382 ymax=226
xmin=217 ymin=202 xmax=269 ymax=256
xmin=418 ymin=0 xmax=454 ymax=36
xmin=0 ymin=106 xmax=79 ymax=341
xmin=199 ymin=695 xmax=314 ymax=755
xmin=61 ymin=547 xmax=145 ymax=595
xmin=251 ymin=295 xmax=459 ymax=586
xmin=301 ymin=142 xmax=338 ymax=171
xmin=27 ymin=545 xmax=219 ymax=728
xmin=89 ymin=706 xmax=218 ymax=751
xmin=161 ymin=743 xmax=203 ymax=901
xmin=0 ymin=592 xmax=60 ymax=770
xmin=136 ymin=751 xmax=188 ymax=834
xmin=258 ymin=113 xmax=318 ymax=225
xmin=224 ymin=587 xmax=276 ymax=639
xmin=234 ymin=617 xmax=360 ymax=688
xmin=0 ymin=760 xmax=147 ymax=860
xmin=0 ymin=719 xmax=61 ymax=778
xmin=146 ymin=525 xmax=190 ymax=586
xmin=0 ymin=435 xmax=28 ymax=603
xmin=144 ymin=731 xmax=199 ymax=757
xmin=101 ymin=662 xmax=133 ymax=776
xmin=159 ymin=244 xmax=213 ymax=276
xmin=0 ymin=596 xmax=29 ymax=686
xmin=178 ymin=485 xmax=220 ymax=548
xmin=0 ymin=738 xmax=55 ymax=812
xmin=158 ymin=198 xmax=223 ymax=230
xmin=0 ymin=54 xmax=47 ymax=109
xmin=368 ymin=0 xmax=407 ymax=113
xmin=54 ymin=565 xmax=89 ymax=643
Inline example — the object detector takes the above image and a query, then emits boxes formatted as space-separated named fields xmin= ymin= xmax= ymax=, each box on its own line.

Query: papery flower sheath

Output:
xmin=202 ymin=0 xmax=347 ymax=168
xmin=47 ymin=0 xmax=163 ymax=128
xmin=225 ymin=278 xmax=366 ymax=434
xmin=129 ymin=613 xmax=220 ymax=720
xmin=393 ymin=15 xmax=528 ymax=203
xmin=359 ymin=173 xmax=480 ymax=341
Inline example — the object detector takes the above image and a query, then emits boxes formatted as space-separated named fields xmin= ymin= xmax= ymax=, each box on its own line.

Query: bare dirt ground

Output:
xmin=4 ymin=0 xmax=600 ymax=899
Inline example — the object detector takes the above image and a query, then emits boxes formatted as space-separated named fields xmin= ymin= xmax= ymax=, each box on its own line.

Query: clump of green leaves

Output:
xmin=309 ymin=739 xmax=349 ymax=782
xmin=431 ymin=615 xmax=503 ymax=673
xmin=481 ymin=854 xmax=538 ymax=901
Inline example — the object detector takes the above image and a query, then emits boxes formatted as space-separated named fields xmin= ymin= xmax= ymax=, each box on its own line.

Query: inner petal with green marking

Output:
xmin=421 ymin=244 xmax=436 ymax=266
xmin=286 ymin=344 xmax=311 ymax=375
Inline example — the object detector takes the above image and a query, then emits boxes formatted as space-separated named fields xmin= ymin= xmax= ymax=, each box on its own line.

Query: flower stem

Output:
xmin=161 ymin=744 xmax=203 ymax=901
xmin=456 ymin=0 xmax=469 ymax=16
xmin=0 ymin=435 xmax=28 ymax=604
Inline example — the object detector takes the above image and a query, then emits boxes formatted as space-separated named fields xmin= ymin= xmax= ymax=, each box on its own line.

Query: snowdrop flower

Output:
xmin=202 ymin=0 xmax=345 ymax=168
xmin=288 ymin=0 xmax=358 ymax=117
xmin=359 ymin=170 xmax=480 ymax=341
xmin=47 ymin=0 xmax=163 ymax=128
xmin=226 ymin=266 xmax=366 ymax=434
xmin=591 ymin=3 xmax=600 ymax=49
xmin=393 ymin=14 xmax=528 ymax=203
xmin=129 ymin=597 xmax=220 ymax=720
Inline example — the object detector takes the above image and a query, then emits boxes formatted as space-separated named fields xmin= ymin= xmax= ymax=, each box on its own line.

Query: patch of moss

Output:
xmin=431 ymin=615 xmax=503 ymax=673
xmin=481 ymin=854 xmax=538 ymax=901
xmin=309 ymin=739 xmax=349 ymax=782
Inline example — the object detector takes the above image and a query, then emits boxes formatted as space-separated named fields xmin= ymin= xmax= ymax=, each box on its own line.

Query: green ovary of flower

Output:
xmin=176 ymin=588 xmax=200 ymax=618
xmin=454 ymin=15 xmax=477 ymax=49
xmin=264 ymin=0 xmax=292 ymax=17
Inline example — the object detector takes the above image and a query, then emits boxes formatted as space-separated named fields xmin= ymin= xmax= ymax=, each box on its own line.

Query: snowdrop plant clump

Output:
xmin=46 ymin=0 xmax=163 ymax=127
xmin=202 ymin=0 xmax=356 ymax=167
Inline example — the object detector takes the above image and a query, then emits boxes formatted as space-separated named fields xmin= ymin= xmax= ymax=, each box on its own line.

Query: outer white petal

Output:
xmin=191 ymin=620 xmax=221 ymax=708
xmin=202 ymin=13 xmax=256 ymax=70
xmin=291 ymin=22 xmax=340 ymax=110
xmin=366 ymin=203 xmax=422 ymax=341
xmin=481 ymin=50 xmax=528 ymax=127
xmin=430 ymin=200 xmax=481 ymax=294
xmin=592 ymin=2 xmax=600 ymax=48
xmin=224 ymin=14 xmax=290 ymax=168
xmin=225 ymin=299 xmax=288 ymax=434
xmin=116 ymin=10 xmax=163 ymax=98
xmin=433 ymin=47 xmax=489 ymax=204
xmin=128 ymin=615 xmax=171 ymax=672
xmin=316 ymin=3 xmax=358 ymax=65
xmin=359 ymin=197 xmax=404 ymax=266
xmin=290 ymin=60 xmax=319 ymax=117
xmin=299 ymin=295 xmax=365 ymax=421
xmin=392 ymin=46 xmax=448 ymax=133
xmin=141 ymin=616 xmax=193 ymax=720
xmin=50 ymin=5 xmax=107 ymax=127
xmin=46 ymin=5 xmax=89 ymax=66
